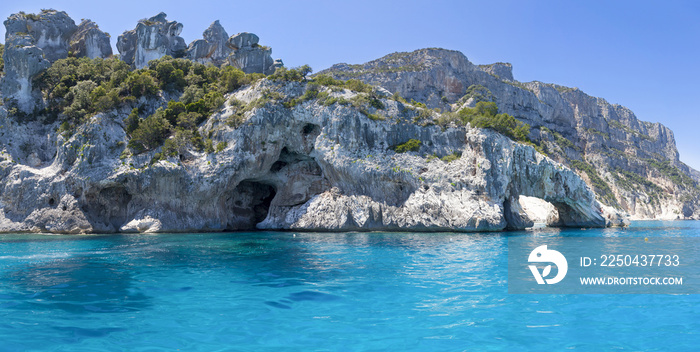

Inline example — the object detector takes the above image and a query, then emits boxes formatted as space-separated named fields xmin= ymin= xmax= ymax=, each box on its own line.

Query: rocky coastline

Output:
xmin=0 ymin=10 xmax=696 ymax=234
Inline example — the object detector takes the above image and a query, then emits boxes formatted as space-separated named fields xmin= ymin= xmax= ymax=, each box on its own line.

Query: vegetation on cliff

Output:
xmin=25 ymin=55 xmax=263 ymax=156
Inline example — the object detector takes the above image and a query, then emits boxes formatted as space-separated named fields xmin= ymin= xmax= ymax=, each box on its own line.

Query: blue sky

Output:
xmin=2 ymin=0 xmax=699 ymax=170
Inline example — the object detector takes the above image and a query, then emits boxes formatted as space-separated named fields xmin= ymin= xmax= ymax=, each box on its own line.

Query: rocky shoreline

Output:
xmin=0 ymin=9 xmax=696 ymax=234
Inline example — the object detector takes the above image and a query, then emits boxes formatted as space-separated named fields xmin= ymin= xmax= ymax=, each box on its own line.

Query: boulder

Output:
xmin=228 ymin=32 xmax=259 ymax=49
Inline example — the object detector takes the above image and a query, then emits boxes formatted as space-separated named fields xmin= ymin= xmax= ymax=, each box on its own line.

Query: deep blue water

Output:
xmin=0 ymin=221 xmax=698 ymax=351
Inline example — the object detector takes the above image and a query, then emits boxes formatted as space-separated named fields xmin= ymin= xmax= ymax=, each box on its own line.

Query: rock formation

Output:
xmin=69 ymin=19 xmax=112 ymax=59
xmin=116 ymin=12 xmax=187 ymax=69
xmin=186 ymin=20 xmax=231 ymax=66
xmin=1 ymin=10 xmax=113 ymax=113
xmin=319 ymin=48 xmax=700 ymax=220
xmin=4 ymin=10 xmax=77 ymax=62
xmin=1 ymin=10 xmax=77 ymax=113
xmin=118 ymin=14 xmax=279 ymax=74
xmin=0 ymin=34 xmax=50 ymax=113
xmin=226 ymin=32 xmax=275 ymax=74
xmin=0 ymin=76 xmax=622 ymax=233
xmin=478 ymin=62 xmax=513 ymax=81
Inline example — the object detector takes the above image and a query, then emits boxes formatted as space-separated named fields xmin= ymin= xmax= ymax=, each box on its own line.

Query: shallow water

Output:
xmin=0 ymin=221 xmax=698 ymax=351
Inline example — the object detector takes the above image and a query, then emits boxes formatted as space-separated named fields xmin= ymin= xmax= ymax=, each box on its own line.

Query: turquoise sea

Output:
xmin=0 ymin=221 xmax=698 ymax=351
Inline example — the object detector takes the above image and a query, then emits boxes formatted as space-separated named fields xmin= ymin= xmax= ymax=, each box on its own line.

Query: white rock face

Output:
xmin=70 ymin=19 xmax=112 ymax=59
xmin=519 ymin=196 xmax=558 ymax=225
xmin=116 ymin=13 xmax=187 ymax=69
xmin=1 ymin=10 xmax=112 ymax=113
xmin=319 ymin=48 xmax=700 ymax=220
xmin=0 ymin=80 xmax=617 ymax=233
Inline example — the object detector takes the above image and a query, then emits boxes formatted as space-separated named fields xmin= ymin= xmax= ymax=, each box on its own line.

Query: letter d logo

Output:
xmin=528 ymin=245 xmax=568 ymax=284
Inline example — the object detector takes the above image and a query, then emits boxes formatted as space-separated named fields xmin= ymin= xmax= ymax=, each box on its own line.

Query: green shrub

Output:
xmin=124 ymin=71 xmax=159 ymax=98
xmin=457 ymin=101 xmax=530 ymax=143
xmin=216 ymin=141 xmax=227 ymax=153
xmin=441 ymin=152 xmax=462 ymax=163
xmin=204 ymin=138 xmax=214 ymax=153
xmin=457 ymin=85 xmax=494 ymax=105
xmin=150 ymin=57 xmax=187 ymax=91
xmin=645 ymin=158 xmax=697 ymax=188
xmin=553 ymin=131 xmax=578 ymax=151
xmin=311 ymin=75 xmax=373 ymax=93
xmin=176 ymin=111 xmax=204 ymax=130
xmin=269 ymin=65 xmax=312 ymax=82
xmin=344 ymin=79 xmax=373 ymax=93
xmin=163 ymin=101 xmax=187 ymax=125
xmin=410 ymin=99 xmax=426 ymax=108
xmin=128 ymin=114 xmax=171 ymax=153
xmin=392 ymin=139 xmax=422 ymax=153
xmin=124 ymin=108 xmax=140 ymax=135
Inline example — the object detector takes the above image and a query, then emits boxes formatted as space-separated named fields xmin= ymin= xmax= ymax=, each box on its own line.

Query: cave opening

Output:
xmin=253 ymin=184 xmax=276 ymax=225
xmin=232 ymin=180 xmax=277 ymax=229
xmin=519 ymin=195 xmax=560 ymax=228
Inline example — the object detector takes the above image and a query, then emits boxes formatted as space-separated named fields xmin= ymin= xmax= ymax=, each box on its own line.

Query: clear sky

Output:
xmin=2 ymin=0 xmax=699 ymax=170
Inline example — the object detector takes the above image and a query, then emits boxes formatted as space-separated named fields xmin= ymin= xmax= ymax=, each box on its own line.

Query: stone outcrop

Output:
xmin=0 ymin=78 xmax=616 ymax=233
xmin=69 ymin=19 xmax=112 ymax=59
xmin=0 ymin=10 xmax=283 ymax=113
xmin=4 ymin=10 xmax=77 ymax=62
xmin=319 ymin=48 xmax=700 ymax=220
xmin=478 ymin=62 xmax=513 ymax=81
xmin=1 ymin=34 xmax=50 ymax=113
xmin=1 ymin=10 xmax=113 ymax=113
xmin=116 ymin=12 xmax=187 ymax=69
xmin=1 ymin=10 xmax=77 ymax=113
xmin=227 ymin=32 xmax=275 ymax=74
xmin=186 ymin=20 xmax=231 ymax=66
xmin=118 ymin=14 xmax=279 ymax=74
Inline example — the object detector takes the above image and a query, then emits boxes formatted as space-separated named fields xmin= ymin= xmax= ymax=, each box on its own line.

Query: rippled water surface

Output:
xmin=0 ymin=221 xmax=699 ymax=351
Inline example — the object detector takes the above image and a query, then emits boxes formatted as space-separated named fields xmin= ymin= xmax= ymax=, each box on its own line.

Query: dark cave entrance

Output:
xmin=232 ymin=180 xmax=277 ymax=229
xmin=253 ymin=184 xmax=276 ymax=224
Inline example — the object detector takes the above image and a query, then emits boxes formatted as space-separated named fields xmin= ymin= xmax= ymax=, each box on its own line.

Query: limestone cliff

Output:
xmin=319 ymin=48 xmax=700 ymax=220
xmin=1 ymin=10 xmax=111 ymax=113
xmin=0 ymin=77 xmax=621 ymax=233
xmin=0 ymin=11 xmax=650 ymax=233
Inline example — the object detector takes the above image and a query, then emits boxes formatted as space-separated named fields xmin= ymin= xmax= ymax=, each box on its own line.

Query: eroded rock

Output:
xmin=187 ymin=20 xmax=231 ymax=66
xmin=0 ymin=80 xmax=616 ymax=233
xmin=70 ymin=19 xmax=112 ymax=59
xmin=2 ymin=10 xmax=78 ymax=113
xmin=227 ymin=32 xmax=274 ymax=74
xmin=319 ymin=48 xmax=699 ymax=220
xmin=117 ymin=12 xmax=187 ymax=69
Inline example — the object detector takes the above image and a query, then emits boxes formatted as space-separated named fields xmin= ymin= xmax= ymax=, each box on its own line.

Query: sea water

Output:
xmin=0 ymin=221 xmax=698 ymax=351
